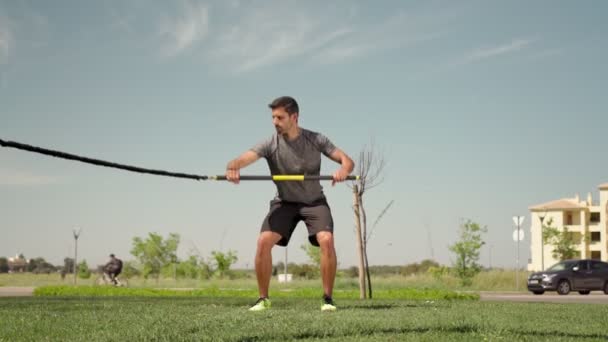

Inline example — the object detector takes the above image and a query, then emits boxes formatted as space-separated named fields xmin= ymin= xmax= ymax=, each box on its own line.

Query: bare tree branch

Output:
xmin=350 ymin=138 xmax=389 ymax=300
xmin=367 ymin=200 xmax=395 ymax=241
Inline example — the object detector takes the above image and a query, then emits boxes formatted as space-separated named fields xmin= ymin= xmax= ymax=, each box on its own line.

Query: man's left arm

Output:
xmin=327 ymin=148 xmax=355 ymax=186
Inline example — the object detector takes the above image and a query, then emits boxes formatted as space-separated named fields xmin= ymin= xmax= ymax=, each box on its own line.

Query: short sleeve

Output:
xmin=315 ymin=132 xmax=337 ymax=157
xmin=250 ymin=135 xmax=274 ymax=159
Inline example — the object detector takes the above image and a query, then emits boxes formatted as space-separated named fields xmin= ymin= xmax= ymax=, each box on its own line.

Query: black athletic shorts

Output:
xmin=261 ymin=198 xmax=334 ymax=247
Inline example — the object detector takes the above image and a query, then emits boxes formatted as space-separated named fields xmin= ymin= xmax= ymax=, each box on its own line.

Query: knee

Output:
xmin=316 ymin=232 xmax=334 ymax=252
xmin=257 ymin=232 xmax=277 ymax=252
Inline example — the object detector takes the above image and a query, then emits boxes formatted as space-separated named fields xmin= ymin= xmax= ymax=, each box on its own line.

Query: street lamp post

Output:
xmin=512 ymin=216 xmax=525 ymax=291
xmin=73 ymin=228 xmax=81 ymax=285
xmin=284 ymin=246 xmax=288 ymax=281
xmin=538 ymin=211 xmax=547 ymax=271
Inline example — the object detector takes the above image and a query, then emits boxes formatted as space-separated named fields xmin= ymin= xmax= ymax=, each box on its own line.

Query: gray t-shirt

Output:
xmin=250 ymin=128 xmax=337 ymax=204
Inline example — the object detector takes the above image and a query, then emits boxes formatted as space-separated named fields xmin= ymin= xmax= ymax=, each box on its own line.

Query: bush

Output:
xmin=78 ymin=260 xmax=91 ymax=279
xmin=121 ymin=261 xmax=141 ymax=279
xmin=427 ymin=266 xmax=451 ymax=280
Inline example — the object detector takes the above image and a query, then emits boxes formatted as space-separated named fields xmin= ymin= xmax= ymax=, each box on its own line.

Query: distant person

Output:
xmin=104 ymin=254 xmax=123 ymax=285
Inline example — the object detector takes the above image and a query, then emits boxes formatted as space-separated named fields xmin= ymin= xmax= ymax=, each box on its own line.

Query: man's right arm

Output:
xmin=225 ymin=150 xmax=261 ymax=184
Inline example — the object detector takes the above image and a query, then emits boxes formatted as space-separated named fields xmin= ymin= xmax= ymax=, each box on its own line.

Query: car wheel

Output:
xmin=532 ymin=291 xmax=544 ymax=295
xmin=578 ymin=290 xmax=591 ymax=295
xmin=557 ymin=280 xmax=571 ymax=295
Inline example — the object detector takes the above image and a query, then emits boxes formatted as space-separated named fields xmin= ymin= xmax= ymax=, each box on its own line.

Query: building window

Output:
xmin=566 ymin=213 xmax=573 ymax=225
xmin=591 ymin=232 xmax=601 ymax=243
xmin=590 ymin=212 xmax=600 ymax=223
xmin=591 ymin=251 xmax=602 ymax=260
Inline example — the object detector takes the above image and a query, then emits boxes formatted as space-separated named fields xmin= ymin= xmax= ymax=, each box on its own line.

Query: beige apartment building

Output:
xmin=528 ymin=183 xmax=608 ymax=272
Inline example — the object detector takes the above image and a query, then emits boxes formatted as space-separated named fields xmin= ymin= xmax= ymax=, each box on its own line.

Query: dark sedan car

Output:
xmin=527 ymin=259 xmax=608 ymax=295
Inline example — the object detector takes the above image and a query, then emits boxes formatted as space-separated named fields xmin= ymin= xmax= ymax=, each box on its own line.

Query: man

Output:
xmin=104 ymin=254 xmax=123 ymax=285
xmin=225 ymin=96 xmax=354 ymax=312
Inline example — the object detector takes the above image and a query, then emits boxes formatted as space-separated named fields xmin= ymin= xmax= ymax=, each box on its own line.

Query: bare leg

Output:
xmin=317 ymin=231 xmax=337 ymax=297
xmin=255 ymin=231 xmax=282 ymax=298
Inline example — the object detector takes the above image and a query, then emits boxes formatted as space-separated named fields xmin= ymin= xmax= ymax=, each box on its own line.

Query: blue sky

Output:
xmin=1 ymin=0 xmax=607 ymax=269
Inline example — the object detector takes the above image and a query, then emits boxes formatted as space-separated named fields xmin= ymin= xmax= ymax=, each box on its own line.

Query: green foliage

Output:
xmin=77 ymin=260 xmax=91 ymax=279
xmin=198 ymin=260 xmax=213 ymax=280
xmin=120 ymin=261 xmax=141 ymax=279
xmin=173 ymin=255 xmax=213 ymax=280
xmin=287 ymin=263 xmax=318 ymax=279
xmin=273 ymin=262 xmax=319 ymax=279
xmin=1 ymin=269 xmax=538 ymax=292
xmin=542 ymin=218 xmax=586 ymax=260
xmin=0 ymin=257 xmax=8 ymax=273
xmin=340 ymin=261 xmax=443 ymax=279
xmin=130 ymin=232 xmax=180 ymax=280
xmin=176 ymin=256 xmax=199 ymax=279
xmin=346 ymin=266 xmax=358 ymax=278
xmin=449 ymin=219 xmax=487 ymax=286
xmin=210 ymin=250 xmax=238 ymax=278
xmin=63 ymin=258 xmax=74 ymax=274
xmin=400 ymin=259 xmax=440 ymax=276
xmin=27 ymin=257 xmax=57 ymax=274
xmin=275 ymin=259 xmax=442 ymax=280
xmin=160 ymin=263 xmax=178 ymax=279
xmin=428 ymin=266 xmax=452 ymax=280
xmin=300 ymin=243 xmax=321 ymax=268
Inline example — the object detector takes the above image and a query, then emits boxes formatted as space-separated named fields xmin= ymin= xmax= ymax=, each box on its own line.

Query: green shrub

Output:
xmin=77 ymin=261 xmax=91 ymax=279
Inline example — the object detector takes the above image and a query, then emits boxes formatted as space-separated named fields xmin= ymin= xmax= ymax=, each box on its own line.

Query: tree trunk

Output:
xmin=360 ymin=196 xmax=373 ymax=299
xmin=353 ymin=185 xmax=366 ymax=299
xmin=364 ymin=246 xmax=372 ymax=299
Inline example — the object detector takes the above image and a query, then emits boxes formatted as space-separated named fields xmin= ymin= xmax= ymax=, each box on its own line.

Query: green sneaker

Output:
xmin=249 ymin=297 xmax=271 ymax=312
xmin=321 ymin=295 xmax=336 ymax=312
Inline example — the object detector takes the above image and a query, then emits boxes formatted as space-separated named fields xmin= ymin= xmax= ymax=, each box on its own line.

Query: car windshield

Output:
xmin=546 ymin=261 xmax=576 ymax=271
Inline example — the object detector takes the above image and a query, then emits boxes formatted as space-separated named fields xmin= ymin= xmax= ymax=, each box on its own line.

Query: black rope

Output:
xmin=0 ymin=138 xmax=208 ymax=181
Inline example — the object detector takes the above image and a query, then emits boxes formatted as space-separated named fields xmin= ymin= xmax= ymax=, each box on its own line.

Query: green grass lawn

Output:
xmin=0 ymin=269 xmax=534 ymax=292
xmin=33 ymin=285 xmax=477 ymax=301
xmin=1 ymin=297 xmax=607 ymax=341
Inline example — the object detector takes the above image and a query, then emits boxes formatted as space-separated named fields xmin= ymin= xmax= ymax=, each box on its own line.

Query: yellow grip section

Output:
xmin=272 ymin=175 xmax=305 ymax=181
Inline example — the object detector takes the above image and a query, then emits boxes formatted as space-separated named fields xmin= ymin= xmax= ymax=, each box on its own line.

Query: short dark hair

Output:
xmin=268 ymin=96 xmax=299 ymax=115
xmin=109 ymin=254 xmax=115 ymax=258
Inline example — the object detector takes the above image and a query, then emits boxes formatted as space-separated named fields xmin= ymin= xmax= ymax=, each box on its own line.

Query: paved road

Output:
xmin=480 ymin=291 xmax=608 ymax=304
xmin=0 ymin=287 xmax=34 ymax=297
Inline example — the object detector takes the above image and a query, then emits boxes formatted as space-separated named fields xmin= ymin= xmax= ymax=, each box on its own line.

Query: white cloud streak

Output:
xmin=464 ymin=38 xmax=534 ymax=63
xmin=159 ymin=1 xmax=209 ymax=57
xmin=311 ymin=12 xmax=442 ymax=65
xmin=156 ymin=1 xmax=444 ymax=73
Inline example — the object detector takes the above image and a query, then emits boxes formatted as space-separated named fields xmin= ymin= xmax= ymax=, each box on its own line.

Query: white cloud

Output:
xmin=312 ymin=12 xmax=442 ymax=65
xmin=204 ymin=3 xmax=355 ymax=73
xmin=464 ymin=38 xmax=534 ymax=63
xmin=159 ymin=1 xmax=209 ymax=57
xmin=155 ymin=2 xmax=444 ymax=73
xmin=0 ymin=168 xmax=57 ymax=186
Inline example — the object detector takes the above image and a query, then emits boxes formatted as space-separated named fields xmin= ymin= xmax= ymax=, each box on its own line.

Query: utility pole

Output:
xmin=73 ymin=228 xmax=81 ymax=285
xmin=284 ymin=247 xmax=288 ymax=281
xmin=538 ymin=211 xmax=547 ymax=271
xmin=512 ymin=216 xmax=525 ymax=291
